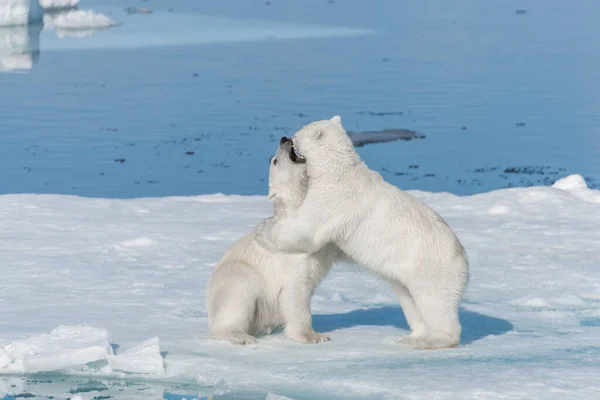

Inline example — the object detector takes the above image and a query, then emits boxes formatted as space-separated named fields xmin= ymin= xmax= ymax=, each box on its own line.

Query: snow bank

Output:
xmin=552 ymin=174 xmax=600 ymax=203
xmin=1 ymin=175 xmax=599 ymax=398
xmin=0 ymin=24 xmax=40 ymax=71
xmin=39 ymin=0 xmax=78 ymax=11
xmin=0 ymin=326 xmax=163 ymax=374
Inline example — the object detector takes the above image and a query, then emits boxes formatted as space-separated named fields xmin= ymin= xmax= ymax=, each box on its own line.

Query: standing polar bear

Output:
xmin=257 ymin=116 xmax=469 ymax=350
xmin=206 ymin=138 xmax=344 ymax=345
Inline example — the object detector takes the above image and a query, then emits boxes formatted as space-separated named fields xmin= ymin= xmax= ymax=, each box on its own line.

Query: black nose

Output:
xmin=280 ymin=136 xmax=289 ymax=144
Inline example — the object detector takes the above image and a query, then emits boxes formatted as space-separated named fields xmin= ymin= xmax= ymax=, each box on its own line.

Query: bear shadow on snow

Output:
xmin=312 ymin=306 xmax=513 ymax=345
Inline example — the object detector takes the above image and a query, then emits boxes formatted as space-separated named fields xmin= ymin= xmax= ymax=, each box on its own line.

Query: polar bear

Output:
xmin=256 ymin=116 xmax=469 ymax=350
xmin=206 ymin=137 xmax=344 ymax=345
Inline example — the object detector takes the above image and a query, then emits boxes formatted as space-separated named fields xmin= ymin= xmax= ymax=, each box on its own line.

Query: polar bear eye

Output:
xmin=273 ymin=158 xmax=277 ymax=165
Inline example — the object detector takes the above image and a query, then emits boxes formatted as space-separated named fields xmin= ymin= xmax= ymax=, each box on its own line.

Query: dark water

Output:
xmin=1 ymin=0 xmax=599 ymax=198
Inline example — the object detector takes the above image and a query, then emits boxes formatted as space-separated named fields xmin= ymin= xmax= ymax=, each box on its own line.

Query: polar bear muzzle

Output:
xmin=280 ymin=136 xmax=306 ymax=164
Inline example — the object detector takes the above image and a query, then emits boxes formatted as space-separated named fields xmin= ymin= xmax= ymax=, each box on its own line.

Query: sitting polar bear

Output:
xmin=257 ymin=116 xmax=469 ymax=350
xmin=206 ymin=137 xmax=345 ymax=345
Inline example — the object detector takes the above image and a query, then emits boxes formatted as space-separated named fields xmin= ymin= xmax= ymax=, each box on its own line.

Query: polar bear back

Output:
xmin=292 ymin=116 xmax=467 ymax=282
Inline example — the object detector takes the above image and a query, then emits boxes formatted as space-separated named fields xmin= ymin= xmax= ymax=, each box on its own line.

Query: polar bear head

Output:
xmin=268 ymin=136 xmax=308 ymax=216
xmin=291 ymin=116 xmax=360 ymax=177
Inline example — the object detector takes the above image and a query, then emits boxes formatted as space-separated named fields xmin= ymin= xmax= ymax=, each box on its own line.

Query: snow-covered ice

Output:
xmin=0 ymin=0 xmax=43 ymax=27
xmin=1 ymin=175 xmax=600 ymax=398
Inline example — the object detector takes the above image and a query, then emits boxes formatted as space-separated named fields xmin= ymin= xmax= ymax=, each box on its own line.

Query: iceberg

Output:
xmin=0 ymin=0 xmax=43 ymax=26
xmin=39 ymin=0 xmax=79 ymax=11
xmin=0 ymin=23 xmax=40 ymax=72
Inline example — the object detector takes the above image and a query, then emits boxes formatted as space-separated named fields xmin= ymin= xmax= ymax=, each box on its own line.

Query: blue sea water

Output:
xmin=1 ymin=0 xmax=599 ymax=198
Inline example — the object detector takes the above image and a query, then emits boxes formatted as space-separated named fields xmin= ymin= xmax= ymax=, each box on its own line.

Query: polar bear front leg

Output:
xmin=280 ymin=283 xmax=330 ymax=344
xmin=256 ymin=215 xmax=327 ymax=254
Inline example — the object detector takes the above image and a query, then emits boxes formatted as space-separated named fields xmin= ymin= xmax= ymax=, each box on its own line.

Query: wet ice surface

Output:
xmin=1 ymin=0 xmax=600 ymax=197
xmin=1 ymin=176 xmax=600 ymax=399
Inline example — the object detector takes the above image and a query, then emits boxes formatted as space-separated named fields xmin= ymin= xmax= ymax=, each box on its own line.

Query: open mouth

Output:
xmin=280 ymin=136 xmax=306 ymax=163
xmin=289 ymin=143 xmax=306 ymax=163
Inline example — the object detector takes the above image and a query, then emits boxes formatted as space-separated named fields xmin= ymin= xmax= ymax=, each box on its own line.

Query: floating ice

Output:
xmin=0 ymin=23 xmax=40 ymax=72
xmin=39 ymin=0 xmax=79 ymax=11
xmin=0 ymin=0 xmax=43 ymax=26
xmin=0 ymin=326 xmax=163 ymax=375
xmin=107 ymin=337 xmax=163 ymax=374
xmin=43 ymin=9 xmax=119 ymax=31
xmin=0 ymin=325 xmax=113 ymax=373
xmin=347 ymin=128 xmax=424 ymax=147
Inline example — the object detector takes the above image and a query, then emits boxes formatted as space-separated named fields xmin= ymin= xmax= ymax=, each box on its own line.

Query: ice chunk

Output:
xmin=197 ymin=373 xmax=230 ymax=395
xmin=108 ymin=337 xmax=164 ymax=374
xmin=0 ymin=349 xmax=11 ymax=368
xmin=0 ymin=325 xmax=113 ymax=373
xmin=124 ymin=7 xmax=152 ymax=15
xmin=0 ymin=326 xmax=163 ymax=375
xmin=39 ymin=0 xmax=78 ymax=10
xmin=0 ymin=0 xmax=43 ymax=26
xmin=0 ymin=24 xmax=40 ymax=72
xmin=347 ymin=128 xmax=424 ymax=147
xmin=43 ymin=9 xmax=119 ymax=31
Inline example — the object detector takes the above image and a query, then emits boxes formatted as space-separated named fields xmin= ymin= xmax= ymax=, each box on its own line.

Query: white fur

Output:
xmin=256 ymin=116 xmax=470 ymax=350
xmin=206 ymin=139 xmax=344 ymax=345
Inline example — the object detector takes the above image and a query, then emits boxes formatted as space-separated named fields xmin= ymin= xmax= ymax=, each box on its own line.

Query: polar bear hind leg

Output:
xmin=390 ymin=283 xmax=428 ymax=342
xmin=404 ymin=295 xmax=461 ymax=350
xmin=402 ymin=279 xmax=463 ymax=350
xmin=208 ymin=263 xmax=269 ymax=345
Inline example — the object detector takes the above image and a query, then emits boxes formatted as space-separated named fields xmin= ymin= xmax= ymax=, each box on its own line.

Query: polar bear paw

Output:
xmin=219 ymin=332 xmax=258 ymax=345
xmin=288 ymin=330 xmax=331 ymax=344
xmin=396 ymin=334 xmax=429 ymax=349
xmin=396 ymin=334 xmax=459 ymax=350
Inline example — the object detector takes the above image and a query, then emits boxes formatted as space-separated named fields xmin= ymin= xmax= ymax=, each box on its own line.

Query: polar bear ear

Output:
xmin=311 ymin=129 xmax=323 ymax=140
xmin=330 ymin=115 xmax=343 ymax=128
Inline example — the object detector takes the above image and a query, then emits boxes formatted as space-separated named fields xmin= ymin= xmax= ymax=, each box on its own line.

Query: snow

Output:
xmin=39 ymin=0 xmax=78 ymax=11
xmin=0 ymin=0 xmax=43 ymax=27
xmin=552 ymin=174 xmax=599 ymax=204
xmin=1 ymin=174 xmax=600 ymax=398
